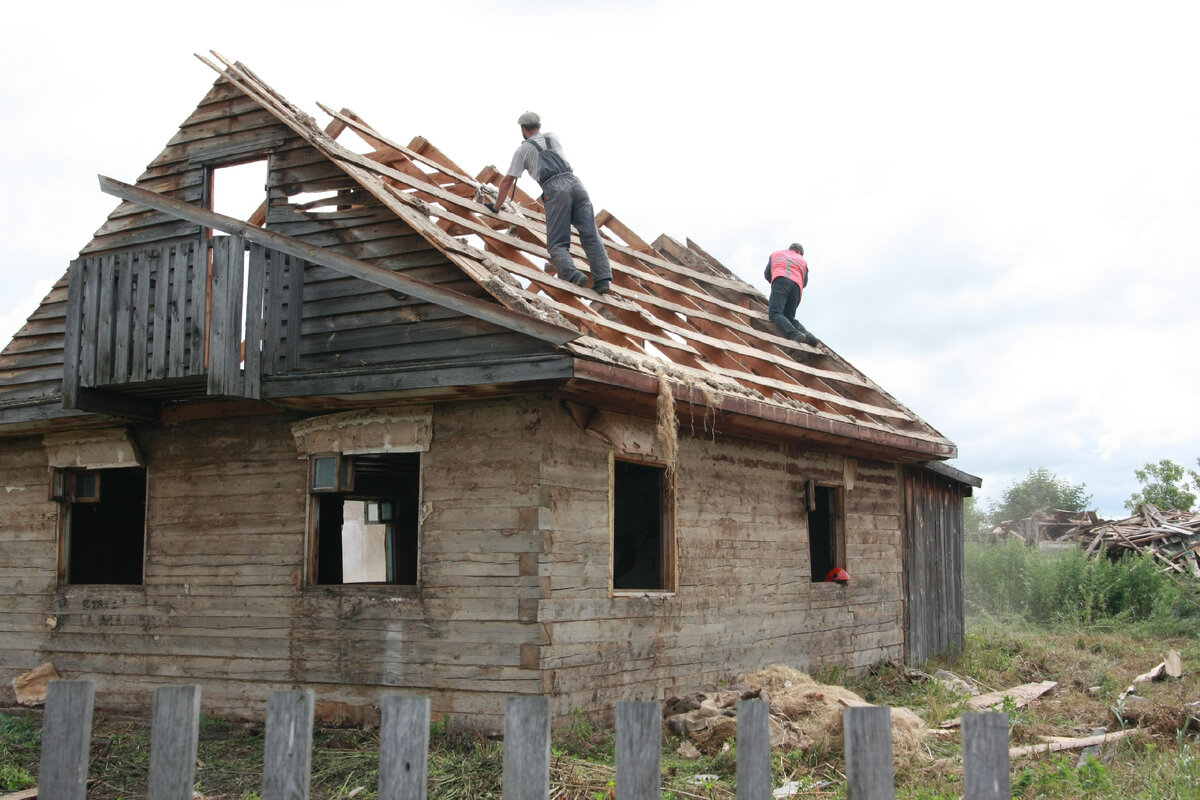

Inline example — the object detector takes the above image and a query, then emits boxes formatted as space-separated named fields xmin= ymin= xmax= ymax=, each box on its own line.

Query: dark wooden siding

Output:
xmin=902 ymin=466 xmax=966 ymax=664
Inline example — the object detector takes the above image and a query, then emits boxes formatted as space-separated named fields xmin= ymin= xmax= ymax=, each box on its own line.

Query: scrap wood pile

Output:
xmin=990 ymin=508 xmax=1101 ymax=543
xmin=1067 ymin=505 xmax=1200 ymax=578
xmin=663 ymin=665 xmax=927 ymax=758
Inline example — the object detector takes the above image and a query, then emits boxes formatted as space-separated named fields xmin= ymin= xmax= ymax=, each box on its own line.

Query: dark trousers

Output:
xmin=768 ymin=277 xmax=806 ymax=337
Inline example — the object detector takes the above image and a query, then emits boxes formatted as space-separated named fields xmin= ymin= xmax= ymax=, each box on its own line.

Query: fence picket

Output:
xmin=617 ymin=701 xmax=661 ymax=799
xmin=844 ymin=706 xmax=894 ymax=800
xmin=149 ymin=684 xmax=202 ymax=800
xmin=736 ymin=699 xmax=771 ymax=800
xmin=38 ymin=679 xmax=95 ymax=800
xmin=262 ymin=689 xmax=315 ymax=800
xmin=502 ymin=696 xmax=551 ymax=800
xmin=380 ymin=695 xmax=431 ymax=800
xmin=962 ymin=712 xmax=1010 ymax=800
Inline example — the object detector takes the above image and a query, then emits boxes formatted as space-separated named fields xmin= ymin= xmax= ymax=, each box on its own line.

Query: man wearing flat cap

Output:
xmin=485 ymin=112 xmax=613 ymax=294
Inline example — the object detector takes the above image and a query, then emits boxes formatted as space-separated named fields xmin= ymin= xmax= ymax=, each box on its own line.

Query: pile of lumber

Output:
xmin=988 ymin=509 xmax=1100 ymax=543
xmin=1068 ymin=505 xmax=1200 ymax=578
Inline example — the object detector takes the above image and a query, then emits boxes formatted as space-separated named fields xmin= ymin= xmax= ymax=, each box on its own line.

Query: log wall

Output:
xmin=0 ymin=394 xmax=911 ymax=727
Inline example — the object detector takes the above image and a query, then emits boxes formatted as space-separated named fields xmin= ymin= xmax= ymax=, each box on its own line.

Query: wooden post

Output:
xmin=37 ymin=679 xmax=95 ymax=800
xmin=844 ymin=706 xmax=894 ymax=800
xmin=379 ymin=695 xmax=430 ymax=800
xmin=963 ymin=712 xmax=1010 ymax=800
xmin=262 ymin=689 xmax=314 ymax=800
xmin=736 ymin=699 xmax=771 ymax=800
xmin=502 ymin=696 xmax=550 ymax=800
xmin=149 ymin=685 xmax=202 ymax=800
xmin=617 ymin=701 xmax=661 ymax=799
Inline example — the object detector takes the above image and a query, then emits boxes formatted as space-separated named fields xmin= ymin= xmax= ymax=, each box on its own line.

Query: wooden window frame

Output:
xmin=807 ymin=481 xmax=846 ymax=583
xmin=610 ymin=453 xmax=677 ymax=597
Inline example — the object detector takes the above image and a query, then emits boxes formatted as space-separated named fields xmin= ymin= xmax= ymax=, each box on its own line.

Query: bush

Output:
xmin=965 ymin=539 xmax=1200 ymax=631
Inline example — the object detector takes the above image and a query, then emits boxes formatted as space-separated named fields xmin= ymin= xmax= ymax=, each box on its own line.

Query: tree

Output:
xmin=987 ymin=467 xmax=1092 ymax=525
xmin=963 ymin=495 xmax=987 ymax=534
xmin=1125 ymin=458 xmax=1199 ymax=513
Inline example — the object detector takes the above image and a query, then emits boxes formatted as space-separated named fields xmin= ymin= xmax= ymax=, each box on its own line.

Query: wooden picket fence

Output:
xmin=34 ymin=680 xmax=1013 ymax=800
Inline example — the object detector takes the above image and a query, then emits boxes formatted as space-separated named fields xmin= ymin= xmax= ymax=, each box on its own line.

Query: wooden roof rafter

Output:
xmin=188 ymin=52 xmax=953 ymax=453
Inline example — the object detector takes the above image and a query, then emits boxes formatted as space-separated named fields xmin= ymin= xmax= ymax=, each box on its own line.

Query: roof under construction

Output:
xmin=0 ymin=53 xmax=957 ymax=464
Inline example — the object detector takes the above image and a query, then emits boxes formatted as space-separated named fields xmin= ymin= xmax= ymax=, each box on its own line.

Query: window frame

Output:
xmin=305 ymin=452 xmax=421 ymax=590
xmin=807 ymin=481 xmax=846 ymax=583
xmin=609 ymin=453 xmax=677 ymax=597
xmin=55 ymin=465 xmax=149 ymax=587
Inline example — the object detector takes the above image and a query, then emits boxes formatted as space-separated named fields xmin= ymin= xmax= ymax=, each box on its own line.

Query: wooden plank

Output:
xmin=95 ymin=254 xmax=117 ymax=384
xmin=843 ymin=706 xmax=894 ymax=800
xmin=37 ymin=679 xmax=95 ymax=800
xmin=151 ymin=247 xmax=171 ymax=379
xmin=207 ymin=235 xmax=244 ymax=396
xmin=502 ymin=696 xmax=550 ymax=800
xmin=61 ymin=259 xmax=84 ymax=408
xmin=262 ymin=689 xmax=314 ymax=800
xmin=149 ymin=684 xmax=202 ymax=800
xmin=100 ymin=176 xmax=580 ymax=346
xmin=736 ymin=699 xmax=771 ymax=800
xmin=962 ymin=712 xmax=1009 ymax=800
xmin=1008 ymin=727 xmax=1141 ymax=758
xmin=113 ymin=250 xmax=134 ymax=383
xmin=262 ymin=248 xmax=284 ymax=374
xmin=134 ymin=249 xmax=153 ymax=380
xmin=187 ymin=240 xmax=207 ymax=374
xmin=243 ymin=243 xmax=267 ymax=398
xmin=379 ymin=695 xmax=430 ymax=800
xmin=285 ymin=254 xmax=304 ymax=370
xmin=617 ymin=701 xmax=661 ymax=800
xmin=167 ymin=243 xmax=190 ymax=378
xmin=78 ymin=257 xmax=101 ymax=388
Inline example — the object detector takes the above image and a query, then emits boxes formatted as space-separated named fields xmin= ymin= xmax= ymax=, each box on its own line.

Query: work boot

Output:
xmin=592 ymin=278 xmax=612 ymax=295
xmin=562 ymin=270 xmax=589 ymax=287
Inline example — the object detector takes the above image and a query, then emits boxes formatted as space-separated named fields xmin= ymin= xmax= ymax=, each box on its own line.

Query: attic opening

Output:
xmin=205 ymin=160 xmax=269 ymax=367
xmin=309 ymin=453 xmax=421 ymax=586
xmin=612 ymin=459 xmax=675 ymax=593
xmin=808 ymin=484 xmax=845 ymax=582
xmin=56 ymin=467 xmax=147 ymax=585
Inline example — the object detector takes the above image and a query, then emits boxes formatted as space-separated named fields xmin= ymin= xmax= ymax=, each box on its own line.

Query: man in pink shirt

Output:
xmin=764 ymin=243 xmax=818 ymax=346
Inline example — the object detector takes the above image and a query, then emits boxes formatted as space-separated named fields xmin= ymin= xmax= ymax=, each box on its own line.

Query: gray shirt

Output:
xmin=506 ymin=132 xmax=566 ymax=180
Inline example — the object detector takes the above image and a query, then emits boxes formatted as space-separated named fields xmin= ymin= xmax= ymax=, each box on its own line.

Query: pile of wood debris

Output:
xmin=988 ymin=505 xmax=1200 ymax=579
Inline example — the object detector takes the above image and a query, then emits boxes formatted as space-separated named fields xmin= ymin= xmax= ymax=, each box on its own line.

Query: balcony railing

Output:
xmin=62 ymin=235 xmax=307 ymax=410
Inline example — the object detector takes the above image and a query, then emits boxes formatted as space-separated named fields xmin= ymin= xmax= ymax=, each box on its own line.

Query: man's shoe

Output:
xmin=593 ymin=279 xmax=611 ymax=295
xmin=563 ymin=270 xmax=589 ymax=286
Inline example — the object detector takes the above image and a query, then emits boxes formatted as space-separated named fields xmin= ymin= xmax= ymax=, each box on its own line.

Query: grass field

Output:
xmin=4 ymin=542 xmax=1200 ymax=798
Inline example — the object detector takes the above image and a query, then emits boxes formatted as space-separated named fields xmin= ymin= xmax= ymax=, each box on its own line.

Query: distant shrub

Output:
xmin=965 ymin=539 xmax=1200 ymax=632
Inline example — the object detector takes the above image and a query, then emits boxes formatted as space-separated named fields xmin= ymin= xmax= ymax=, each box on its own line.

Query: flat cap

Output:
xmin=518 ymin=111 xmax=541 ymax=127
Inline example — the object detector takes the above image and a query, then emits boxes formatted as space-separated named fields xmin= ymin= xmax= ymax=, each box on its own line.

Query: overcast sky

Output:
xmin=2 ymin=1 xmax=1198 ymax=518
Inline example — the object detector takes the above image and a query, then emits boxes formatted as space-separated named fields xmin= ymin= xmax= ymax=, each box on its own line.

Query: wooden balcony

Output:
xmin=62 ymin=235 xmax=307 ymax=417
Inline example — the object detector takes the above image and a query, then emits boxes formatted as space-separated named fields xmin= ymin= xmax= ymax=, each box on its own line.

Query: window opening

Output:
xmin=59 ymin=467 xmax=147 ymax=585
xmin=311 ymin=453 xmax=420 ymax=585
xmin=612 ymin=459 xmax=673 ymax=592
xmin=808 ymin=484 xmax=845 ymax=582
xmin=205 ymin=160 xmax=269 ymax=367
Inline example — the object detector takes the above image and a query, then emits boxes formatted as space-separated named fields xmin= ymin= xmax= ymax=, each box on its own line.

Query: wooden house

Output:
xmin=0 ymin=54 xmax=980 ymax=725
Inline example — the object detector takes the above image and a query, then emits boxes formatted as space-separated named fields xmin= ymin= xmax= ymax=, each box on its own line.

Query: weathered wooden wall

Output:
xmin=902 ymin=467 xmax=966 ymax=664
xmin=537 ymin=403 xmax=907 ymax=715
xmin=0 ymin=394 xmax=914 ymax=726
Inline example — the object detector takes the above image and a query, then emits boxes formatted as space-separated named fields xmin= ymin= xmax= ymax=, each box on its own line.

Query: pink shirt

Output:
xmin=768 ymin=249 xmax=808 ymax=286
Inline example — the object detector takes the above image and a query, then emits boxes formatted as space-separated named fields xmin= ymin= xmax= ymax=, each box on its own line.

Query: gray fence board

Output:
xmin=262 ymin=689 xmax=315 ymax=800
xmin=617 ymin=701 xmax=661 ymax=799
xmin=737 ymin=699 xmax=771 ymax=800
xmin=844 ymin=706 xmax=894 ymax=800
xmin=149 ymin=684 xmax=202 ymax=800
xmin=502 ymin=696 xmax=550 ymax=800
xmin=963 ymin=712 xmax=1010 ymax=800
xmin=38 ymin=680 xmax=95 ymax=800
xmin=379 ymin=695 xmax=430 ymax=800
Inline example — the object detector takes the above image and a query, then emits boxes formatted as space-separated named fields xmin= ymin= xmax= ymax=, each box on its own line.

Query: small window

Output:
xmin=612 ymin=459 xmax=675 ymax=593
xmin=311 ymin=453 xmax=420 ymax=585
xmin=808 ymin=484 xmax=845 ymax=582
xmin=60 ymin=467 xmax=147 ymax=585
